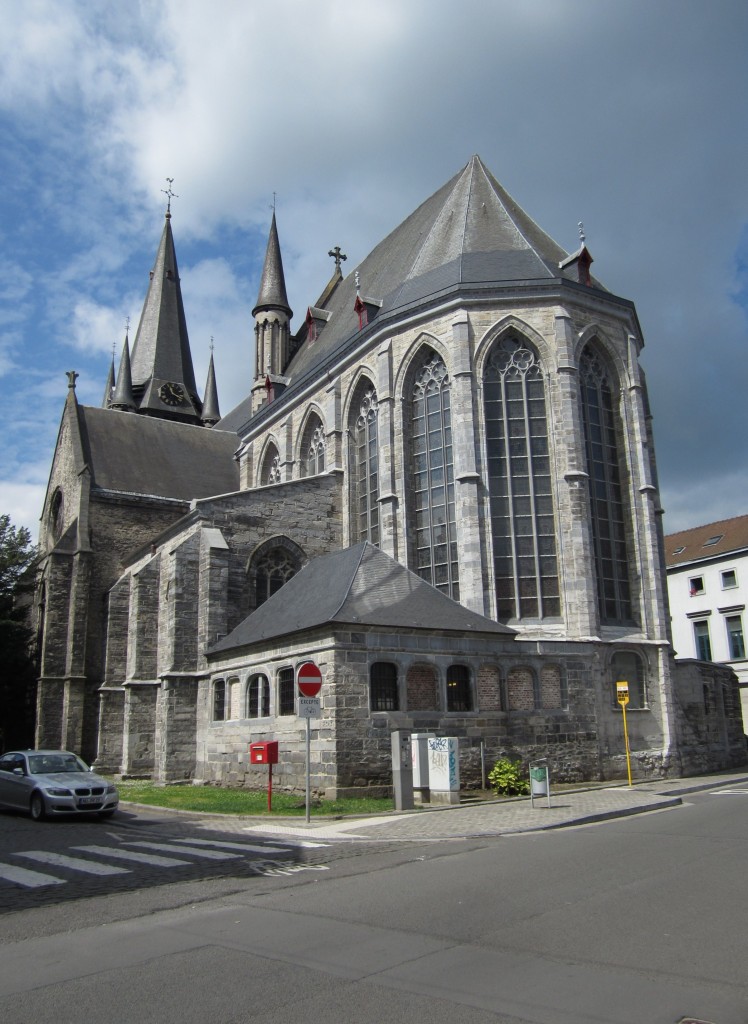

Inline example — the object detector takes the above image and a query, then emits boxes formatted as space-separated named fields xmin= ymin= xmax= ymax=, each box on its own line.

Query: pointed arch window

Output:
xmin=246 ymin=674 xmax=270 ymax=718
xmin=260 ymin=443 xmax=281 ymax=486
xmin=483 ymin=334 xmax=559 ymax=620
xmin=251 ymin=546 xmax=300 ymax=608
xmin=579 ymin=346 xmax=633 ymax=624
xmin=301 ymin=415 xmax=325 ymax=477
xmin=350 ymin=380 xmax=379 ymax=544
xmin=410 ymin=351 xmax=459 ymax=599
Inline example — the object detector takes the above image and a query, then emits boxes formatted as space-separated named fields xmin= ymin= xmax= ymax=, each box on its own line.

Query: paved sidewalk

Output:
xmin=204 ymin=770 xmax=748 ymax=843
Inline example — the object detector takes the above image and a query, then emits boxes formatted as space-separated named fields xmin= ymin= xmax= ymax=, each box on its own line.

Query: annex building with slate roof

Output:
xmin=33 ymin=157 xmax=746 ymax=796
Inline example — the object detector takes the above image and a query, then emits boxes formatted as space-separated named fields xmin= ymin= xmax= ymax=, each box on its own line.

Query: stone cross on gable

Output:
xmin=328 ymin=246 xmax=347 ymax=269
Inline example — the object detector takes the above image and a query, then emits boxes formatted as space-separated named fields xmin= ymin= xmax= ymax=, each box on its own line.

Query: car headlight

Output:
xmin=46 ymin=788 xmax=72 ymax=797
xmin=106 ymin=784 xmax=117 ymax=794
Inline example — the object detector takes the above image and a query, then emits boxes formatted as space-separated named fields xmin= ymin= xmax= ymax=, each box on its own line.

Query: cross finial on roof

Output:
xmin=210 ymin=335 xmax=214 ymax=353
xmin=162 ymin=177 xmax=178 ymax=215
xmin=124 ymin=315 xmax=130 ymax=339
xmin=355 ymin=270 xmax=360 ymax=293
xmin=328 ymin=246 xmax=347 ymax=269
xmin=66 ymin=370 xmax=79 ymax=390
xmin=578 ymin=221 xmax=586 ymax=245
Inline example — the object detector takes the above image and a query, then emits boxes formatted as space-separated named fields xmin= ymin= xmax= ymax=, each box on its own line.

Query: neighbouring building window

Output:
xmin=370 ymin=662 xmax=398 ymax=711
xmin=410 ymin=350 xmax=459 ymax=599
xmin=726 ymin=615 xmax=745 ymax=660
xmin=212 ymin=679 xmax=226 ymax=721
xmin=260 ymin=443 xmax=282 ymax=485
xmin=247 ymin=674 xmax=270 ymax=718
xmin=278 ymin=668 xmax=296 ymax=716
xmin=350 ymin=380 xmax=380 ymax=544
xmin=579 ymin=346 xmax=633 ymax=624
xmin=610 ymin=651 xmax=647 ymax=709
xmin=693 ymin=620 xmax=712 ymax=661
xmin=689 ymin=575 xmax=705 ymax=596
xmin=301 ymin=414 xmax=326 ymax=477
xmin=483 ymin=334 xmax=560 ymax=620
xmin=721 ymin=569 xmax=737 ymax=589
xmin=446 ymin=664 xmax=472 ymax=712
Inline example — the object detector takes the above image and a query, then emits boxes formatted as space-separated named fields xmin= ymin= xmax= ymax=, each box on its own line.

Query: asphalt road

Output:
xmin=1 ymin=785 xmax=747 ymax=1023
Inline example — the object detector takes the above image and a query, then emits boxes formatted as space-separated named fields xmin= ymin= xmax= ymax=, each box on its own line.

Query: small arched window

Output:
xmin=278 ymin=667 xmax=295 ymax=716
xmin=247 ymin=674 xmax=270 ymax=718
xmin=260 ymin=443 xmax=282 ymax=486
xmin=370 ymin=662 xmax=398 ymax=711
xmin=301 ymin=414 xmax=326 ymax=477
xmin=611 ymin=651 xmax=647 ymax=709
xmin=446 ymin=664 xmax=472 ymax=712
xmin=50 ymin=489 xmax=64 ymax=541
xmin=212 ymin=679 xmax=226 ymax=721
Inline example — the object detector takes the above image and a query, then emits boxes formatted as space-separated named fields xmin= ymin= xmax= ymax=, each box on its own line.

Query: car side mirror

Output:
xmin=12 ymin=767 xmax=24 ymax=776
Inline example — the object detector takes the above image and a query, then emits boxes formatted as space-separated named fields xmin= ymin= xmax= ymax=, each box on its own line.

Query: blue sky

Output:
xmin=1 ymin=0 xmax=746 ymax=539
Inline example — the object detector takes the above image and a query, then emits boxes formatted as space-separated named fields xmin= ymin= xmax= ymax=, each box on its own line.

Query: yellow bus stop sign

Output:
xmin=616 ymin=681 xmax=630 ymax=706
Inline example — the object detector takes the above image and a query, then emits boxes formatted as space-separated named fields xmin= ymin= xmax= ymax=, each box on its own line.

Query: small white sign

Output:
xmin=298 ymin=696 xmax=321 ymax=718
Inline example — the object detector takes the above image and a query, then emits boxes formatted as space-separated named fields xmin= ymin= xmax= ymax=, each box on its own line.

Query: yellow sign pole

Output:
xmin=616 ymin=681 xmax=633 ymax=787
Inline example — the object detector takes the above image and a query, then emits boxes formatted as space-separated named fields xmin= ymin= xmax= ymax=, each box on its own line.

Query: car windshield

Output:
xmin=28 ymin=754 xmax=88 ymax=774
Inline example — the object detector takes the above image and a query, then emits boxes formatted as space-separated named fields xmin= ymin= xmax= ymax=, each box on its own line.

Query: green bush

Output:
xmin=488 ymin=757 xmax=530 ymax=797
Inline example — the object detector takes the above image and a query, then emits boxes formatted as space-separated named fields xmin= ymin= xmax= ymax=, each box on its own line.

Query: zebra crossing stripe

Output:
xmin=0 ymin=863 xmax=66 ymax=888
xmin=15 ymin=851 xmax=130 ymax=876
xmin=170 ymin=838 xmax=292 ymax=855
xmin=124 ymin=841 xmax=240 ymax=860
xmin=72 ymin=845 xmax=191 ymax=867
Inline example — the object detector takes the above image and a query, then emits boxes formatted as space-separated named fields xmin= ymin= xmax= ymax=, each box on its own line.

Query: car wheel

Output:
xmin=30 ymin=792 xmax=46 ymax=821
xmin=98 ymin=810 xmax=115 ymax=819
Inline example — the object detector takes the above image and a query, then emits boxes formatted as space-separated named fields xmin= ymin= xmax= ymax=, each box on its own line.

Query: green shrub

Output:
xmin=488 ymin=757 xmax=530 ymax=797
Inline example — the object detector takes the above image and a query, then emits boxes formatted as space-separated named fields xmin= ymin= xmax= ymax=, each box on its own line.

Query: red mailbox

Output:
xmin=250 ymin=740 xmax=279 ymax=765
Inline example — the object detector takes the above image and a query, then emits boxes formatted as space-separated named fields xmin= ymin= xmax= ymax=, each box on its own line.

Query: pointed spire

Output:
xmin=129 ymin=207 xmax=200 ymax=418
xmin=201 ymin=342 xmax=220 ymax=427
xmin=102 ymin=339 xmax=116 ymax=408
xmin=252 ymin=212 xmax=292 ymax=319
xmin=110 ymin=334 xmax=135 ymax=411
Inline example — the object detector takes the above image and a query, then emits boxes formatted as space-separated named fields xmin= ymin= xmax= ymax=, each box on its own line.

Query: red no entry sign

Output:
xmin=297 ymin=661 xmax=322 ymax=697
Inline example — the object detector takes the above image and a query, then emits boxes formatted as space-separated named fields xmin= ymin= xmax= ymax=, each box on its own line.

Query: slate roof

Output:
xmin=217 ymin=154 xmax=610 ymax=435
xmin=209 ymin=541 xmax=515 ymax=655
xmin=664 ymin=514 xmax=748 ymax=568
xmin=129 ymin=213 xmax=199 ymax=406
xmin=77 ymin=405 xmax=240 ymax=501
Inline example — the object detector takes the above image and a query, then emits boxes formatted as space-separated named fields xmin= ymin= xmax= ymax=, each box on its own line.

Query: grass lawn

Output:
xmin=115 ymin=779 xmax=397 ymax=817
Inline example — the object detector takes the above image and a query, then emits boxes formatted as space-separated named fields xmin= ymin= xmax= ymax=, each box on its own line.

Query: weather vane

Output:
xmin=162 ymin=177 xmax=178 ymax=214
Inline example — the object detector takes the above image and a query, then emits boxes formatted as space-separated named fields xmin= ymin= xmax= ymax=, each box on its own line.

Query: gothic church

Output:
xmin=34 ymin=156 xmax=745 ymax=794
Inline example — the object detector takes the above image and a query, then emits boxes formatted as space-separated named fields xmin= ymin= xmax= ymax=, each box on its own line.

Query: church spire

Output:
xmin=110 ymin=333 xmax=135 ymax=411
xmin=128 ymin=187 xmax=202 ymax=423
xmin=252 ymin=211 xmax=292 ymax=319
xmin=102 ymin=349 xmax=115 ymax=408
xmin=201 ymin=342 xmax=221 ymax=427
xmin=251 ymin=212 xmax=293 ymax=413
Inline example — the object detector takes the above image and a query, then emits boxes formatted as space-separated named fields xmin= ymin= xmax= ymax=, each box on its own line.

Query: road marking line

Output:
xmin=239 ymin=834 xmax=330 ymax=849
xmin=72 ymin=845 xmax=191 ymax=867
xmin=708 ymin=789 xmax=748 ymax=796
xmin=124 ymin=841 xmax=241 ymax=860
xmin=170 ymin=838 xmax=292 ymax=855
xmin=15 ymin=850 xmax=130 ymax=876
xmin=0 ymin=863 xmax=66 ymax=888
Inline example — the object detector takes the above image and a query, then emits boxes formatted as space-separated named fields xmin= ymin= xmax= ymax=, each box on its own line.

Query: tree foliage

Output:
xmin=0 ymin=515 xmax=39 ymax=750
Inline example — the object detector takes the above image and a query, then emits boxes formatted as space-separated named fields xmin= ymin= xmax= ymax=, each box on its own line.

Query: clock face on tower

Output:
xmin=158 ymin=382 xmax=185 ymax=406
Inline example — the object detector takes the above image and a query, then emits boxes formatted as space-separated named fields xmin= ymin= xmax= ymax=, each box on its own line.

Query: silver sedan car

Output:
xmin=0 ymin=749 xmax=119 ymax=820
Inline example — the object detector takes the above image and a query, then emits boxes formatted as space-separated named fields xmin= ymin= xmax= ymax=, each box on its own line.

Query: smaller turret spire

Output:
xmin=110 ymin=333 xmax=135 ymax=411
xmin=201 ymin=339 xmax=221 ymax=427
xmin=102 ymin=348 xmax=115 ymax=408
xmin=252 ymin=212 xmax=292 ymax=319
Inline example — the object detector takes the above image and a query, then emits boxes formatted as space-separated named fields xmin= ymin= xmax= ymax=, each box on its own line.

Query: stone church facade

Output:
xmin=33 ymin=156 xmax=746 ymax=795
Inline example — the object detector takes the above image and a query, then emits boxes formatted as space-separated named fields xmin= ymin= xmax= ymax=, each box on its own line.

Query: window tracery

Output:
xmin=483 ymin=335 xmax=559 ymax=619
xmin=351 ymin=382 xmax=379 ymax=544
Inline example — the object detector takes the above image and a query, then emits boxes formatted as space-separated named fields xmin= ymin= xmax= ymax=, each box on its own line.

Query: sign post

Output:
xmin=297 ymin=662 xmax=322 ymax=824
xmin=616 ymin=681 xmax=633 ymax=787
